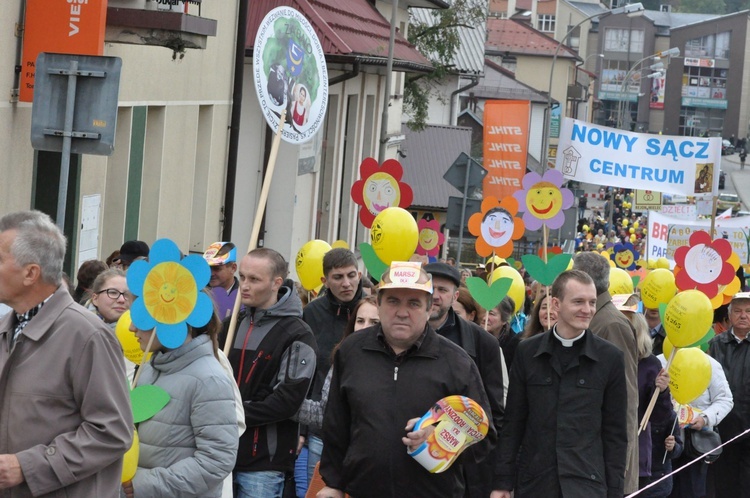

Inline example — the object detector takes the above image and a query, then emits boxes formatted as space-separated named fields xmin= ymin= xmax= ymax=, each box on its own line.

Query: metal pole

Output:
xmin=56 ymin=59 xmax=79 ymax=229
xmin=456 ymin=162 xmax=471 ymax=266
xmin=378 ymin=0 xmax=399 ymax=163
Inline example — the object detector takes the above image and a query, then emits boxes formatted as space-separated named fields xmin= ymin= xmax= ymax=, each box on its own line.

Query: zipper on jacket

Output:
xmin=252 ymin=427 xmax=260 ymax=456
xmin=394 ymin=366 xmax=398 ymax=381
xmin=291 ymin=343 xmax=301 ymax=377
xmin=236 ymin=318 xmax=255 ymax=385
xmin=244 ymin=350 xmax=264 ymax=384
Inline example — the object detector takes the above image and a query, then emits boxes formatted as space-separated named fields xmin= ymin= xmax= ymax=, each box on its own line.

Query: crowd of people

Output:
xmin=1 ymin=209 xmax=750 ymax=498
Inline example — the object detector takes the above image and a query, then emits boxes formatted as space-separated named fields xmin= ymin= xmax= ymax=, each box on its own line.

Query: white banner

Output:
xmin=557 ymin=119 xmax=722 ymax=196
xmin=647 ymin=210 xmax=750 ymax=265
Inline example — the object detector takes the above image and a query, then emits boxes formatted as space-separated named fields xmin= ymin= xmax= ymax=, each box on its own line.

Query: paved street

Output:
xmin=720 ymin=153 xmax=750 ymax=211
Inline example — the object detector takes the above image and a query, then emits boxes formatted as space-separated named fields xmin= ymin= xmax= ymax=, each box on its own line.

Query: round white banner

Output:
xmin=253 ymin=7 xmax=328 ymax=144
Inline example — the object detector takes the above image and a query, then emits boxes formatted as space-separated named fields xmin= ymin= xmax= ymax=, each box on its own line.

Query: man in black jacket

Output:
xmin=494 ymin=270 xmax=627 ymax=498
xmin=318 ymin=262 xmax=495 ymax=498
xmin=225 ymin=248 xmax=317 ymax=498
xmin=424 ymin=262 xmax=506 ymax=498
xmin=708 ymin=291 xmax=750 ymax=498
xmin=302 ymin=248 xmax=364 ymax=478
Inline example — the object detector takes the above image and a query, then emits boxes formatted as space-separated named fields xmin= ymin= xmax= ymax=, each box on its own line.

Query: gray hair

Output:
xmin=0 ymin=211 xmax=67 ymax=285
xmin=572 ymin=252 xmax=610 ymax=295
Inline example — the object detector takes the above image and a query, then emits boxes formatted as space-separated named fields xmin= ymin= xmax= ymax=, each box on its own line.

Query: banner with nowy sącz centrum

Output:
xmin=556 ymin=118 xmax=722 ymax=197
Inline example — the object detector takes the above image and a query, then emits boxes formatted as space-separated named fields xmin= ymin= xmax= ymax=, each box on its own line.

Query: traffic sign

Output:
xmin=443 ymin=152 xmax=487 ymax=195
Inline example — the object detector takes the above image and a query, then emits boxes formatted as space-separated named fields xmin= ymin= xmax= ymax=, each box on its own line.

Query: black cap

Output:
xmin=424 ymin=262 xmax=461 ymax=287
xmin=118 ymin=240 xmax=150 ymax=265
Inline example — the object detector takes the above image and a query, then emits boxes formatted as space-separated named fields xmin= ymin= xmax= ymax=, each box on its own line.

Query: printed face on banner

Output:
xmin=557 ymin=118 xmax=722 ymax=197
xmin=253 ymin=7 xmax=328 ymax=144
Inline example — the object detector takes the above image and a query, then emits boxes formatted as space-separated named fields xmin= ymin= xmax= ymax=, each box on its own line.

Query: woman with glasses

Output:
xmin=89 ymin=268 xmax=135 ymax=378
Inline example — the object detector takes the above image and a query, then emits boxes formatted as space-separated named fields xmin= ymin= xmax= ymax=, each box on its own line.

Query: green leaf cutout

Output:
xmin=521 ymin=254 xmax=572 ymax=287
xmin=131 ymin=385 xmax=171 ymax=424
xmin=466 ymin=276 xmax=513 ymax=311
xmin=359 ymin=243 xmax=388 ymax=282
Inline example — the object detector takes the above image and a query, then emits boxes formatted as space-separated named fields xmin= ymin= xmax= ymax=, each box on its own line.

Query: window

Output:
xmin=679 ymin=107 xmax=725 ymax=137
xmin=685 ymin=31 xmax=731 ymax=59
xmin=604 ymin=28 xmax=644 ymax=53
xmin=538 ymin=14 xmax=555 ymax=33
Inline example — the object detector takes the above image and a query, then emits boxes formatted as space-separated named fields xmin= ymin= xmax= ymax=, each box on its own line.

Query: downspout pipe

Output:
xmin=13 ymin=0 xmax=26 ymax=100
xmin=449 ymin=76 xmax=479 ymax=125
xmin=329 ymin=60 xmax=360 ymax=86
xmin=221 ymin=0 xmax=249 ymax=241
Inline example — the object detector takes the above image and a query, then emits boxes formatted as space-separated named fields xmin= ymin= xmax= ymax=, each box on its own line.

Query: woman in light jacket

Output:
xmin=123 ymin=313 xmax=239 ymax=498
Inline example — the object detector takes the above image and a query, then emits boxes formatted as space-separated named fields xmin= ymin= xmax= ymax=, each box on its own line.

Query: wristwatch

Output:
xmin=700 ymin=413 xmax=709 ymax=426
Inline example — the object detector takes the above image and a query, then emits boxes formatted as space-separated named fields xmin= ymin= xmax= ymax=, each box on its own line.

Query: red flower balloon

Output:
xmin=351 ymin=158 xmax=413 ymax=228
xmin=416 ymin=219 xmax=445 ymax=257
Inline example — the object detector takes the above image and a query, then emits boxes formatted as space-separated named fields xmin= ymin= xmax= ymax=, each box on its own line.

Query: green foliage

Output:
xmin=677 ymin=0 xmax=727 ymax=14
xmin=262 ymin=17 xmax=321 ymax=101
xmin=404 ymin=0 xmax=486 ymax=130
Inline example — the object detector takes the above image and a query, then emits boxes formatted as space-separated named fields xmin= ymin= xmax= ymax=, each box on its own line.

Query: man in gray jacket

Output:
xmin=0 ymin=210 xmax=133 ymax=497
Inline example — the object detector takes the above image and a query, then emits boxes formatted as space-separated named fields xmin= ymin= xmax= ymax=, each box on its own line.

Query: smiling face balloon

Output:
xmin=350 ymin=158 xmax=414 ymax=228
xmin=480 ymin=208 xmax=514 ymax=248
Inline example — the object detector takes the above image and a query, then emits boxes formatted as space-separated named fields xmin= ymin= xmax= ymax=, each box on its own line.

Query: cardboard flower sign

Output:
xmin=416 ymin=219 xmax=445 ymax=258
xmin=673 ymin=231 xmax=735 ymax=300
xmin=408 ymin=396 xmax=489 ymax=473
xmin=611 ymin=241 xmax=640 ymax=271
xmin=127 ymin=239 xmax=214 ymax=349
xmin=513 ymin=170 xmax=574 ymax=231
xmin=350 ymin=158 xmax=413 ymax=228
xmin=467 ymin=197 xmax=524 ymax=258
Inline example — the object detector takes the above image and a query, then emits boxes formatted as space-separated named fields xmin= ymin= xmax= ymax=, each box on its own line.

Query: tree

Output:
xmin=677 ymin=0 xmax=726 ymax=14
xmin=405 ymin=0 xmax=486 ymax=130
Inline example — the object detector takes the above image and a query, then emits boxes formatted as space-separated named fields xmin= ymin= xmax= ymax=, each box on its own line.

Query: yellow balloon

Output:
xmin=609 ymin=268 xmax=634 ymax=295
xmin=490 ymin=265 xmax=525 ymax=314
xmin=622 ymin=219 xmax=629 ymax=227
xmin=629 ymin=234 xmax=636 ymax=243
xmin=663 ymin=290 xmax=713 ymax=347
xmin=296 ymin=240 xmax=332 ymax=291
xmin=629 ymin=227 xmax=635 ymax=234
xmin=668 ymin=348 xmax=712 ymax=405
xmin=646 ymin=259 xmax=656 ymax=269
xmin=640 ymin=269 xmax=676 ymax=308
xmin=371 ymin=207 xmax=418 ymax=265
xmin=122 ymin=428 xmax=139 ymax=483
xmin=656 ymin=257 xmax=670 ymax=269
xmin=331 ymin=240 xmax=349 ymax=250
xmin=633 ymin=222 xmax=640 ymax=229
xmin=116 ymin=311 xmax=151 ymax=364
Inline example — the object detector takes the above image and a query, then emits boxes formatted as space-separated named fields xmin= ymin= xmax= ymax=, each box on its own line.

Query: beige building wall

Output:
xmin=0 ymin=1 xmax=238 ymax=269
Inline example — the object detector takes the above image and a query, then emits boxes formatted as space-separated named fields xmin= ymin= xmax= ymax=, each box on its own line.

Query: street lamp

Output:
xmin=542 ymin=2 xmax=644 ymax=171
xmin=573 ymin=54 xmax=603 ymax=120
xmin=616 ymin=48 xmax=679 ymax=129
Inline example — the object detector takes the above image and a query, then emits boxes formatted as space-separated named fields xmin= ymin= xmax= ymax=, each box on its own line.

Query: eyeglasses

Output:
xmin=98 ymin=288 xmax=131 ymax=300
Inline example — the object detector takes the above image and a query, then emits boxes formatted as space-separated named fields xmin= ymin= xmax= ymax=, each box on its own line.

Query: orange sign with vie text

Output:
xmin=20 ymin=0 xmax=107 ymax=102
xmin=482 ymin=100 xmax=530 ymax=200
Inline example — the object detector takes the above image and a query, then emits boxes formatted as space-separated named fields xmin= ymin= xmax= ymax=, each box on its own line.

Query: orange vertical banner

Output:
xmin=20 ymin=0 xmax=107 ymax=102
xmin=482 ymin=100 xmax=530 ymax=200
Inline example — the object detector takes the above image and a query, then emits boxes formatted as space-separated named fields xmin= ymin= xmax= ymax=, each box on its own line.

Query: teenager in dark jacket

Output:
xmin=222 ymin=248 xmax=317 ymax=498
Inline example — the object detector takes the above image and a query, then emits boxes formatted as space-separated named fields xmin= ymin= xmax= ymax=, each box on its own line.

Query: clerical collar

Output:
xmin=552 ymin=325 xmax=585 ymax=347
